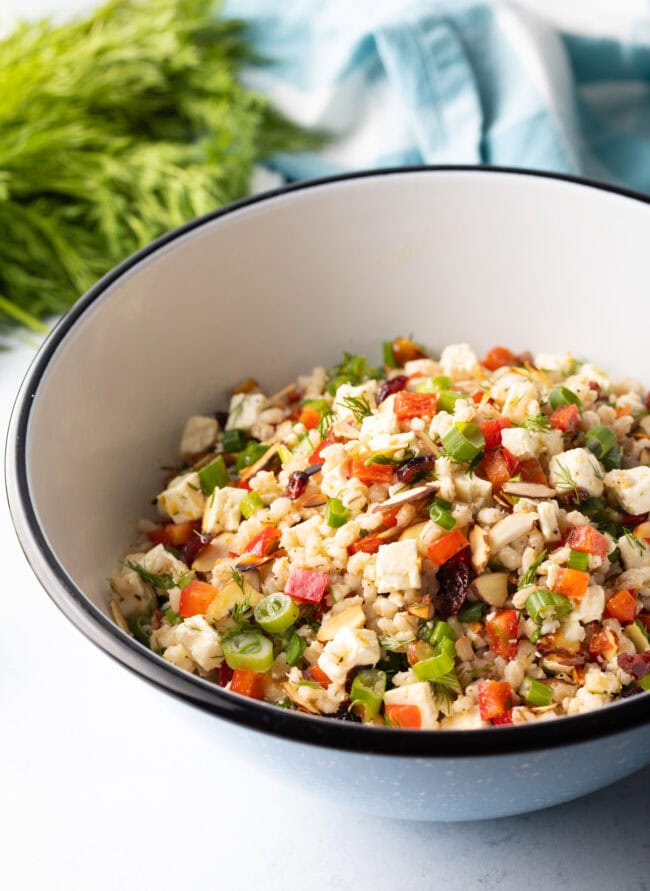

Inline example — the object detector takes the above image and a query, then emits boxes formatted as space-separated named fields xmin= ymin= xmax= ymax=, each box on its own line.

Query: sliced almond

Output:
xmin=234 ymin=553 xmax=277 ymax=571
xmin=414 ymin=430 xmax=437 ymax=454
xmin=110 ymin=599 xmax=132 ymax=635
xmin=239 ymin=443 xmax=281 ymax=481
xmin=502 ymin=481 xmax=556 ymax=498
xmin=407 ymin=596 xmax=433 ymax=620
xmin=232 ymin=377 xmax=259 ymax=395
xmin=317 ymin=603 xmax=366 ymax=642
xmin=372 ymin=482 xmax=439 ymax=512
xmin=488 ymin=512 xmax=537 ymax=552
xmin=399 ymin=521 xmax=428 ymax=542
xmin=625 ymin=622 xmax=650 ymax=653
xmin=469 ymin=524 xmax=490 ymax=573
xmin=300 ymin=493 xmax=328 ymax=509
xmin=191 ymin=535 xmax=235 ymax=572
xmin=281 ymin=682 xmax=320 ymax=714
xmin=472 ymin=572 xmax=509 ymax=607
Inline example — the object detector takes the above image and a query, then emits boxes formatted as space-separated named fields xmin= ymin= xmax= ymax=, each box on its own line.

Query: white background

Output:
xmin=3 ymin=2 xmax=650 ymax=888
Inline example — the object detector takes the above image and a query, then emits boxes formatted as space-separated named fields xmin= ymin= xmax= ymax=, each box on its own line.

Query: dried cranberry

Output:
xmin=436 ymin=560 xmax=473 ymax=617
xmin=618 ymin=652 xmax=650 ymax=679
xmin=377 ymin=375 xmax=408 ymax=404
xmin=218 ymin=662 xmax=234 ymax=687
xmin=395 ymin=454 xmax=436 ymax=484
xmin=588 ymin=381 xmax=602 ymax=399
xmin=558 ymin=487 xmax=590 ymax=508
xmin=334 ymin=707 xmax=363 ymax=723
xmin=179 ymin=531 xmax=213 ymax=565
xmin=447 ymin=546 xmax=472 ymax=567
xmin=619 ymin=512 xmax=649 ymax=528
xmin=285 ymin=470 xmax=309 ymax=499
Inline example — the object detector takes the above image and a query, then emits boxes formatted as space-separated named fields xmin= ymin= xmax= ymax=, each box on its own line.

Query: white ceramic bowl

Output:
xmin=7 ymin=167 xmax=650 ymax=820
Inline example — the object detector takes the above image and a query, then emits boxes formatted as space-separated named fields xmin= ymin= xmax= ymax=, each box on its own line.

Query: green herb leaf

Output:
xmin=518 ymin=549 xmax=547 ymax=589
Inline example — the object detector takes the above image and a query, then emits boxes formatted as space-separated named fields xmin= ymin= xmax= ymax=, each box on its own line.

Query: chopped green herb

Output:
xmin=286 ymin=630 xmax=307 ymax=666
xmin=518 ymin=550 xmax=547 ymax=589
xmin=126 ymin=561 xmax=177 ymax=592
xmin=327 ymin=352 xmax=384 ymax=395
xmin=382 ymin=341 xmax=398 ymax=368
xmin=340 ymin=395 xmax=373 ymax=424
xmin=235 ymin=441 xmax=268 ymax=472
xmin=523 ymin=414 xmax=551 ymax=432
xmin=164 ymin=608 xmax=183 ymax=626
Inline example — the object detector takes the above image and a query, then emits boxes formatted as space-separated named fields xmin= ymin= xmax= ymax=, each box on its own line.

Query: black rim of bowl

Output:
xmin=7 ymin=165 xmax=650 ymax=757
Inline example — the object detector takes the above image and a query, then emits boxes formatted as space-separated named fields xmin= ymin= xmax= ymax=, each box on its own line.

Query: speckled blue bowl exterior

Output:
xmin=7 ymin=167 xmax=650 ymax=821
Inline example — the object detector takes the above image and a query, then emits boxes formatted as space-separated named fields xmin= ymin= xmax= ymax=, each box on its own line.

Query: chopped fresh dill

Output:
xmin=230 ymin=568 xmax=246 ymax=595
xmin=553 ymin=461 xmax=579 ymax=494
xmin=518 ymin=549 xmax=547 ymax=589
xmin=623 ymin=529 xmax=646 ymax=555
xmin=340 ymin=395 xmax=373 ymax=424
xmin=523 ymin=414 xmax=551 ymax=432
xmin=126 ymin=561 xmax=177 ymax=591
xmin=327 ymin=352 xmax=384 ymax=395
xmin=379 ymin=634 xmax=416 ymax=652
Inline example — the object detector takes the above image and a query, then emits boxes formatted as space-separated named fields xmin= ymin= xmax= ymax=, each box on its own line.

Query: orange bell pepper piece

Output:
xmin=178 ymin=580 xmax=219 ymax=617
xmin=394 ymin=391 xmax=438 ymax=420
xmin=551 ymin=567 xmax=590 ymax=600
xmin=427 ymin=529 xmax=470 ymax=565
xmin=230 ymin=669 xmax=266 ymax=699
xmin=605 ymin=589 xmax=637 ymax=624
xmin=385 ymin=704 xmax=422 ymax=729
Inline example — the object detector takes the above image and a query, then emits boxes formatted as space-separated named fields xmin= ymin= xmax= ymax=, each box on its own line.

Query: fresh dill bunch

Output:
xmin=0 ymin=0 xmax=321 ymax=336
xmin=340 ymin=395 xmax=373 ymax=424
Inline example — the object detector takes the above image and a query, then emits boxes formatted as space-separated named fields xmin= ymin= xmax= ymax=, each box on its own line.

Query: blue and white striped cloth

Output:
xmin=225 ymin=0 xmax=650 ymax=193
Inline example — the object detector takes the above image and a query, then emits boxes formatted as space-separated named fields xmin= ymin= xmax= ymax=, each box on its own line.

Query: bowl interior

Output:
xmin=20 ymin=169 xmax=649 ymax=612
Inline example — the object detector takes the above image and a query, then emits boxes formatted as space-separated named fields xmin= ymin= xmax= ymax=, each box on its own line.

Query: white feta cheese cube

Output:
xmin=501 ymin=427 xmax=539 ymax=459
xmin=157 ymin=472 xmax=206 ymax=523
xmin=502 ymin=381 xmax=540 ymax=424
xmin=180 ymin=415 xmax=219 ymax=458
xmin=317 ymin=628 xmax=380 ymax=685
xmin=109 ymin=561 xmax=156 ymax=619
xmin=163 ymin=644 xmax=195 ymax=672
xmin=617 ymin=533 xmax=650 ymax=570
xmin=226 ymin=393 xmax=266 ymax=432
xmin=572 ymin=585 xmax=605 ymax=623
xmin=359 ymin=411 xmax=399 ymax=451
xmin=605 ymin=466 xmax=650 ymax=515
xmin=453 ymin=472 xmax=492 ymax=507
xmin=534 ymin=352 xmax=572 ymax=372
xmin=383 ymin=681 xmax=439 ymax=729
xmin=176 ymin=615 xmax=222 ymax=672
xmin=549 ymin=448 xmax=605 ymax=498
xmin=537 ymin=501 xmax=561 ymax=542
xmin=202 ymin=486 xmax=247 ymax=534
xmin=440 ymin=343 xmax=478 ymax=380
xmin=375 ymin=539 xmax=421 ymax=592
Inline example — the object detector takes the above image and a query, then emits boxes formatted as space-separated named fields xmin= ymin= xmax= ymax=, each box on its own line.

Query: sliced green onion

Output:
xmin=164 ymin=608 xmax=183 ymax=626
xmin=254 ymin=593 xmax=300 ymax=634
xmin=635 ymin=619 xmax=650 ymax=642
xmin=285 ymin=630 xmax=306 ymax=666
xmin=278 ymin=444 xmax=293 ymax=466
xmin=602 ymin=444 xmax=623 ymax=471
xmin=428 ymin=620 xmax=456 ymax=647
xmin=437 ymin=390 xmax=469 ymax=414
xmin=235 ymin=441 xmax=268 ymax=472
xmin=585 ymin=425 xmax=616 ymax=460
xmin=530 ymin=627 xmax=542 ymax=644
xmin=413 ymin=645 xmax=455 ymax=682
xmin=415 ymin=375 xmax=453 ymax=394
xmin=383 ymin=341 xmax=397 ymax=368
xmin=129 ymin=613 xmax=151 ymax=645
xmin=240 ymin=491 xmax=264 ymax=519
xmin=291 ymin=434 xmax=314 ymax=458
xmin=442 ymin=422 xmax=485 ymax=463
xmin=519 ymin=677 xmax=553 ymax=707
xmin=222 ymin=632 xmax=274 ymax=672
xmin=429 ymin=498 xmax=456 ymax=530
xmin=350 ymin=669 xmax=387 ymax=720
xmin=198 ymin=455 xmax=229 ymax=495
xmin=549 ymin=386 xmax=583 ymax=411
xmin=325 ymin=497 xmax=351 ymax=528
xmin=567 ymin=549 xmax=589 ymax=572
xmin=640 ymin=674 xmax=650 ymax=692
xmin=222 ymin=428 xmax=248 ymax=453
xmin=525 ymin=589 xmax=573 ymax=623
xmin=433 ymin=669 xmax=462 ymax=693
xmin=457 ymin=601 xmax=487 ymax=623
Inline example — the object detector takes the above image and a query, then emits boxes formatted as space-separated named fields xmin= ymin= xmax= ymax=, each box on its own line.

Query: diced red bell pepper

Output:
xmin=350 ymin=458 xmax=394 ymax=485
xmin=551 ymin=567 xmax=590 ymax=600
xmin=480 ymin=417 xmax=512 ymax=449
xmin=491 ymin=711 xmax=513 ymax=726
xmin=380 ymin=506 xmax=401 ymax=529
xmin=478 ymin=680 xmax=514 ymax=721
xmin=394 ymin=391 xmax=438 ymax=420
xmin=178 ymin=580 xmax=219 ymax=617
xmin=427 ymin=529 xmax=470 ymax=565
xmin=638 ymin=613 xmax=650 ymax=633
xmin=605 ymin=589 xmax=637 ymax=624
xmin=348 ymin=534 xmax=384 ymax=555
xmin=235 ymin=478 xmax=252 ymax=491
xmin=245 ymin=526 xmax=281 ymax=557
xmin=479 ymin=447 xmax=519 ymax=490
xmin=230 ymin=669 xmax=266 ymax=699
xmin=567 ymin=525 xmax=609 ymax=558
xmin=308 ymin=430 xmax=337 ymax=465
xmin=486 ymin=609 xmax=519 ymax=659
xmin=518 ymin=457 xmax=548 ymax=486
xmin=550 ymin=403 xmax=580 ymax=432
xmin=482 ymin=346 xmax=517 ymax=372
xmin=299 ymin=405 xmax=321 ymax=430
xmin=589 ymin=629 xmax=613 ymax=656
xmin=285 ymin=568 xmax=329 ymax=604
xmin=310 ymin=665 xmax=332 ymax=687
xmin=385 ymin=703 xmax=422 ymax=729
xmin=147 ymin=520 xmax=197 ymax=548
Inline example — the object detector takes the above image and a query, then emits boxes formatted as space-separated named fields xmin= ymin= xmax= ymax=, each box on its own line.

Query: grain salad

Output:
xmin=109 ymin=339 xmax=650 ymax=729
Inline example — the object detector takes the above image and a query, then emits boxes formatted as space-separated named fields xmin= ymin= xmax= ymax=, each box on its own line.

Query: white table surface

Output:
xmin=3 ymin=2 xmax=650 ymax=886
xmin=2 ymin=332 xmax=650 ymax=891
